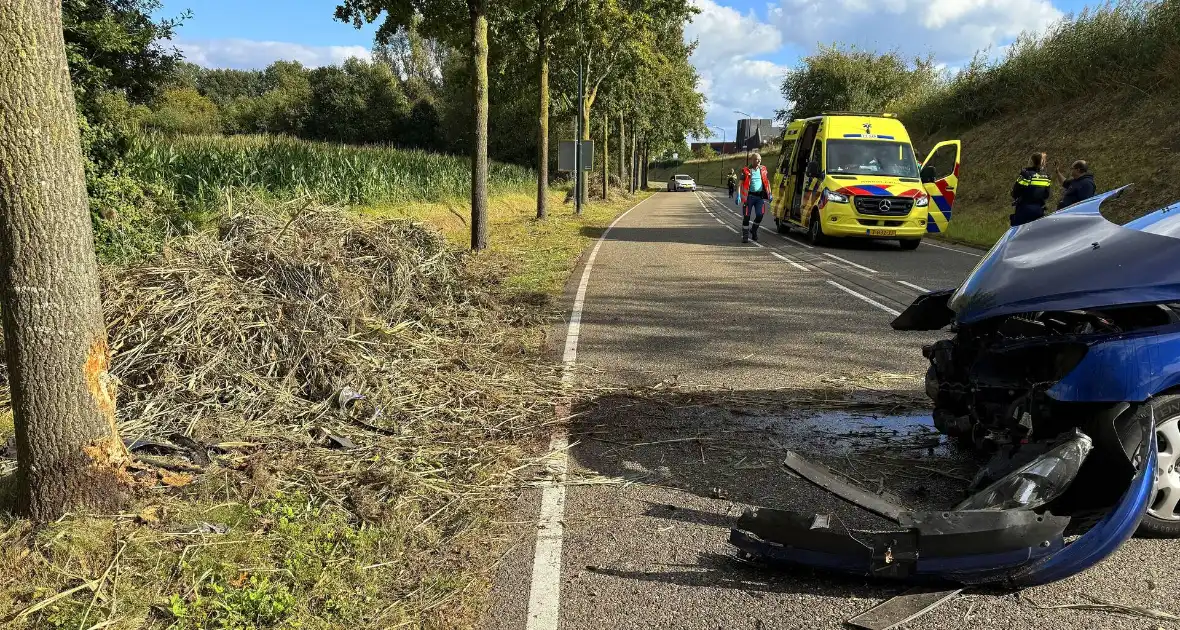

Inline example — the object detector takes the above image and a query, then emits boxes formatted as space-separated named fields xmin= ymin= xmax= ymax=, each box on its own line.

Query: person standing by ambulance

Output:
xmin=737 ymin=153 xmax=771 ymax=243
xmin=1010 ymin=152 xmax=1052 ymax=227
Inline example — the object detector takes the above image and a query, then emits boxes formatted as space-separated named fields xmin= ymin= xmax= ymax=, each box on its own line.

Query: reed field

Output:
xmin=132 ymin=134 xmax=536 ymax=210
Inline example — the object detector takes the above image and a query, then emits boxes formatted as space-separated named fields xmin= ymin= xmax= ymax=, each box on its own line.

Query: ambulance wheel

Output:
xmin=808 ymin=212 xmax=827 ymax=246
xmin=899 ymin=238 xmax=921 ymax=251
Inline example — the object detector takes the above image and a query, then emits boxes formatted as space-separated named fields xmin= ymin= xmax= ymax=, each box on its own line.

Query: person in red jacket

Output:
xmin=736 ymin=153 xmax=772 ymax=243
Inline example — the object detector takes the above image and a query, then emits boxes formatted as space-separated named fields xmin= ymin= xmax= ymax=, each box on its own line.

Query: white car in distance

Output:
xmin=668 ymin=174 xmax=696 ymax=192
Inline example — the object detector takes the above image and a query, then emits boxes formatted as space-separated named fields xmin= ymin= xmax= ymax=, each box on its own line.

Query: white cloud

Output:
xmin=768 ymin=0 xmax=1063 ymax=62
xmin=686 ymin=0 xmax=789 ymax=141
xmin=176 ymin=38 xmax=371 ymax=70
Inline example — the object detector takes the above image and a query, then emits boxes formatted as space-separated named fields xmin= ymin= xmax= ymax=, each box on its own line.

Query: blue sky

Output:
xmin=157 ymin=0 xmax=1101 ymax=141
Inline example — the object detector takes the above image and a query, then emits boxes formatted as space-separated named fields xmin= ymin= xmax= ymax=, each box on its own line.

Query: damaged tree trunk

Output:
xmin=0 ymin=1 xmax=130 ymax=520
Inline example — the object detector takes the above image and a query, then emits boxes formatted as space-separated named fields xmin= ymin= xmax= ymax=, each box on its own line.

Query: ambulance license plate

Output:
xmin=869 ymin=229 xmax=896 ymax=236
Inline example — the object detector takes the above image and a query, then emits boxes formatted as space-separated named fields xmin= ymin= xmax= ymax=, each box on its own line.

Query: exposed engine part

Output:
xmin=932 ymin=408 xmax=972 ymax=437
xmin=923 ymin=305 xmax=1177 ymax=448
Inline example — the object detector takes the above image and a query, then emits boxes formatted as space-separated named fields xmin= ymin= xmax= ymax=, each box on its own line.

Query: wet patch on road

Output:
xmin=567 ymin=385 xmax=981 ymax=526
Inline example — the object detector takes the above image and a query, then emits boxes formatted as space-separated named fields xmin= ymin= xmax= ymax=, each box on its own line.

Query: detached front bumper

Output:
xmin=730 ymin=428 xmax=1156 ymax=587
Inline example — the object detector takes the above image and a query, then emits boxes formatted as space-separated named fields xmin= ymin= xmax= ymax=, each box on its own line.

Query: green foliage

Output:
xmin=305 ymin=58 xmax=412 ymax=143
xmin=166 ymin=575 xmax=298 ymax=630
xmin=695 ymin=145 xmax=718 ymax=159
xmin=132 ymin=133 xmax=535 ymax=210
xmin=143 ymin=87 xmax=221 ymax=135
xmin=903 ymin=0 xmax=1180 ymax=132
xmin=63 ymin=0 xmax=188 ymax=112
xmin=778 ymin=44 xmax=941 ymax=122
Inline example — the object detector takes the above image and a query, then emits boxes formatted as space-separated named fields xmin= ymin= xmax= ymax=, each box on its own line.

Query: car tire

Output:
xmin=899 ymin=238 xmax=921 ymax=251
xmin=808 ymin=211 xmax=826 ymax=246
xmin=1139 ymin=395 xmax=1180 ymax=537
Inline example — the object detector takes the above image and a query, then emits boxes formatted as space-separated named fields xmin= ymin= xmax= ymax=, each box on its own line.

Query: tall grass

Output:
xmin=131 ymin=133 xmax=535 ymax=210
xmin=904 ymin=0 xmax=1180 ymax=133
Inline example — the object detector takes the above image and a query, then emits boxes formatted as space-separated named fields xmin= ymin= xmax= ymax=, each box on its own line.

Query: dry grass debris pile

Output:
xmin=105 ymin=203 xmax=564 ymax=514
xmin=0 ymin=202 xmax=567 ymax=627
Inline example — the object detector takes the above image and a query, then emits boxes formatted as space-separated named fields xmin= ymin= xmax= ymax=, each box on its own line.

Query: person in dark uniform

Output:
xmin=1010 ymin=152 xmax=1052 ymax=227
xmin=1056 ymin=160 xmax=1096 ymax=210
xmin=727 ymin=169 xmax=737 ymax=198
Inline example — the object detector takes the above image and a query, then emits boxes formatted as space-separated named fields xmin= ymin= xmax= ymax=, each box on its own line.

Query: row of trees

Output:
xmin=134 ymin=2 xmax=708 ymax=251
xmin=335 ymin=0 xmax=707 ymax=249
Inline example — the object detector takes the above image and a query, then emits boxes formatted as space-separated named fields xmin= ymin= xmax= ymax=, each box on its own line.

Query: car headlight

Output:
xmin=915 ymin=195 xmax=930 ymax=207
xmin=824 ymin=189 xmax=848 ymax=203
xmin=955 ymin=429 xmax=1093 ymax=511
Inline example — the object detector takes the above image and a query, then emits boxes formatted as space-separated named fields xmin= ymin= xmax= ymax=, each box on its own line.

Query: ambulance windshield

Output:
xmin=826 ymin=140 xmax=919 ymax=178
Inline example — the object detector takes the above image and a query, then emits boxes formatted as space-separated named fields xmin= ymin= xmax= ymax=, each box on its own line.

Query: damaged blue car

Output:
xmin=731 ymin=187 xmax=1180 ymax=586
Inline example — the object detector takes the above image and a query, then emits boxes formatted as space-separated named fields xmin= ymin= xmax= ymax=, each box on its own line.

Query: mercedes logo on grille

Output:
xmin=878 ymin=199 xmax=892 ymax=212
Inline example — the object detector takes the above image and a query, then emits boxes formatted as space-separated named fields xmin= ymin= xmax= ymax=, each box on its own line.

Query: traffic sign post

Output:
xmin=558 ymin=141 xmax=594 ymax=172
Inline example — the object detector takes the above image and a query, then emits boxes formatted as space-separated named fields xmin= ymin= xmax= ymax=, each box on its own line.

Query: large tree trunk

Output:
xmin=581 ymin=91 xmax=594 ymax=142
xmin=470 ymin=3 xmax=490 ymax=251
xmin=535 ymin=10 xmax=549 ymax=220
xmin=641 ymin=140 xmax=649 ymax=190
xmin=601 ymin=110 xmax=608 ymax=200
xmin=618 ymin=111 xmax=626 ymax=183
xmin=0 ymin=1 xmax=129 ymax=521
xmin=630 ymin=128 xmax=638 ymax=194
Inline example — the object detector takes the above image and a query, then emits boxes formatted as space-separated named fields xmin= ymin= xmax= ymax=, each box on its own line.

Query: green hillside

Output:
xmin=650 ymin=148 xmax=781 ymax=189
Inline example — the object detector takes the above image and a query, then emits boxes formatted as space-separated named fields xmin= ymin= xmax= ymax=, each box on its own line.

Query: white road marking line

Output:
xmin=924 ymin=240 xmax=982 ymax=257
xmin=724 ymin=225 xmax=739 ymax=233
xmin=826 ymin=280 xmax=901 ymax=316
xmin=702 ymin=193 xmax=814 ymax=249
xmin=897 ymin=280 xmax=930 ymax=292
xmin=824 ymin=253 xmax=878 ymax=274
xmin=526 ymin=194 xmax=655 ymax=630
xmin=772 ymin=252 xmax=809 ymax=271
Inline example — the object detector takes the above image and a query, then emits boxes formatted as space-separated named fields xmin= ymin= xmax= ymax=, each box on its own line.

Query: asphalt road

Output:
xmin=483 ymin=189 xmax=1180 ymax=630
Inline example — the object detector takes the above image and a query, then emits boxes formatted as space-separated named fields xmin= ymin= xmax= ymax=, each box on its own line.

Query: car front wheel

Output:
xmin=1141 ymin=395 xmax=1180 ymax=537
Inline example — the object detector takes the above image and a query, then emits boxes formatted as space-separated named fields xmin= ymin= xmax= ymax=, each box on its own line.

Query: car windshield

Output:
xmin=826 ymin=140 xmax=920 ymax=178
xmin=675 ymin=175 xmax=692 ymax=180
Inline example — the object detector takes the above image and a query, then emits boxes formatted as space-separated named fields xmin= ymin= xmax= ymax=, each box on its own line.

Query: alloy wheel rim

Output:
xmin=1149 ymin=414 xmax=1180 ymax=521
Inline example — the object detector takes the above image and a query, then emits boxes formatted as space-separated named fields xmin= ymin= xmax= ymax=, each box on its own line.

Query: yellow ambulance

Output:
xmin=769 ymin=112 xmax=960 ymax=250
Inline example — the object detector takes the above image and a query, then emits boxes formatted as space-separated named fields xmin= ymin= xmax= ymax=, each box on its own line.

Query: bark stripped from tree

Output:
xmin=470 ymin=1 xmax=490 ymax=251
xmin=0 ymin=1 xmax=131 ymax=520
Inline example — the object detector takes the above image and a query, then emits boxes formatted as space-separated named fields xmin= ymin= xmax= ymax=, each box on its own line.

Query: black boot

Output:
xmin=751 ymin=223 xmax=760 ymax=241
xmin=741 ymin=226 xmax=750 ymax=243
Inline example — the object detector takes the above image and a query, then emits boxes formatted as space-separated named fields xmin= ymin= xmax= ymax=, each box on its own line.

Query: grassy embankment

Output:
xmin=907 ymin=0 xmax=1180 ymax=247
xmin=649 ymin=147 xmax=781 ymax=190
xmin=0 ymin=134 xmax=647 ymax=630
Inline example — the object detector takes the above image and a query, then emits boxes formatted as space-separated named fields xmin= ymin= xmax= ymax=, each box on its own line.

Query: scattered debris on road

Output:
xmin=846 ymin=586 xmax=963 ymax=630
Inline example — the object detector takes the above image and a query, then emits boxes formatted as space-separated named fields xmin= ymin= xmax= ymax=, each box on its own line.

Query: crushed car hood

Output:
xmin=951 ymin=186 xmax=1180 ymax=325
